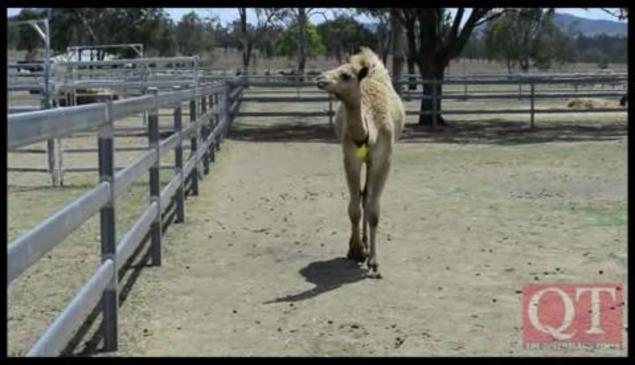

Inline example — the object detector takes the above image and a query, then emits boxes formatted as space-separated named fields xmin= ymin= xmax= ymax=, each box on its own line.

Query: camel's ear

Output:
xmin=358 ymin=66 xmax=369 ymax=82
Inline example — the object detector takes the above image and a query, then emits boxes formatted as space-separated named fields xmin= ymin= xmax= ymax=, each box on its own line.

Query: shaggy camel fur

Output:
xmin=317 ymin=47 xmax=405 ymax=278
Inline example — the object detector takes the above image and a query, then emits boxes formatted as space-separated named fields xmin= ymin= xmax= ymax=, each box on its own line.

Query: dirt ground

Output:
xmin=7 ymin=96 xmax=627 ymax=356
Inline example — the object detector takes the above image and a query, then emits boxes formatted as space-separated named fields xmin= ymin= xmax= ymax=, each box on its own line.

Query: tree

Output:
xmin=175 ymin=11 xmax=213 ymax=56
xmin=484 ymin=9 xmax=568 ymax=73
xmin=155 ymin=18 xmax=177 ymax=57
xmin=216 ymin=21 xmax=241 ymax=54
xmin=391 ymin=9 xmax=406 ymax=92
xmin=461 ymin=32 xmax=487 ymax=62
xmin=267 ymin=8 xmax=330 ymax=74
xmin=316 ymin=15 xmax=376 ymax=64
xmin=599 ymin=8 xmax=628 ymax=21
xmin=357 ymin=9 xmax=392 ymax=64
xmin=275 ymin=21 xmax=325 ymax=61
xmin=13 ymin=9 xmax=45 ymax=60
xmin=253 ymin=24 xmax=284 ymax=59
xmin=49 ymin=8 xmax=173 ymax=59
xmin=394 ymin=8 xmax=507 ymax=126
xmin=237 ymin=8 xmax=279 ymax=73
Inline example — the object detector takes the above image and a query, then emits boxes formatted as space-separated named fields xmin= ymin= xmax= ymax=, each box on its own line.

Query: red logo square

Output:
xmin=522 ymin=283 xmax=624 ymax=345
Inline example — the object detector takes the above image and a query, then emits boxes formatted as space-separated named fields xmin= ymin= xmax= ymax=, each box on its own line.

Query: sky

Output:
xmin=7 ymin=8 xmax=627 ymax=25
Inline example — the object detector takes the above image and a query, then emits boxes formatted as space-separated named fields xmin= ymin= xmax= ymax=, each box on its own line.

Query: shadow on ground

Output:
xmin=230 ymin=122 xmax=338 ymax=144
xmin=264 ymin=257 xmax=368 ymax=304
xmin=229 ymin=119 xmax=626 ymax=145
xmin=62 ymin=201 xmax=181 ymax=356
xmin=400 ymin=119 xmax=627 ymax=145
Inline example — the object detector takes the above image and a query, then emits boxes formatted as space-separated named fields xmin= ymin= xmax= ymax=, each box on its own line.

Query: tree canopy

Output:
xmin=275 ymin=21 xmax=325 ymax=60
xmin=316 ymin=15 xmax=376 ymax=63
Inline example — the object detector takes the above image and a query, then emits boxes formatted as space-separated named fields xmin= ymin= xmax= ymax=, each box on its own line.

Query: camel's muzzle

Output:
xmin=316 ymin=74 xmax=329 ymax=90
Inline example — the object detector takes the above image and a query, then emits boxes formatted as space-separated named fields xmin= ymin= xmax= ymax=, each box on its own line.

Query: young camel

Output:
xmin=316 ymin=47 xmax=405 ymax=278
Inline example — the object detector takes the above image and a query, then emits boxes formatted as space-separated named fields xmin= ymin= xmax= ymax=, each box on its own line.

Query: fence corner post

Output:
xmin=223 ymin=80 xmax=232 ymax=144
xmin=200 ymin=86 xmax=210 ymax=176
xmin=530 ymin=80 xmax=535 ymax=129
xmin=173 ymin=86 xmax=185 ymax=223
xmin=147 ymin=87 xmax=162 ymax=266
xmin=189 ymin=89 xmax=199 ymax=196
xmin=431 ymin=79 xmax=438 ymax=129
xmin=98 ymin=97 xmax=118 ymax=351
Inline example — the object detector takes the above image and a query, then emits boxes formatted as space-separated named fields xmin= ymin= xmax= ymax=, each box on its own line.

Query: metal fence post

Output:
xmin=46 ymin=139 xmax=57 ymax=187
xmin=189 ymin=93 xmax=199 ymax=196
xmin=98 ymin=97 xmax=117 ymax=351
xmin=147 ymin=87 xmax=162 ymax=266
xmin=530 ymin=80 xmax=535 ymax=129
xmin=214 ymin=92 xmax=221 ymax=152
xmin=463 ymin=73 xmax=468 ymax=100
xmin=173 ymin=86 xmax=185 ymax=223
xmin=432 ymin=80 xmax=438 ymax=128
xmin=42 ymin=97 xmax=58 ymax=187
xmin=328 ymin=94 xmax=333 ymax=128
xmin=222 ymin=81 xmax=231 ymax=145
xmin=208 ymin=92 xmax=216 ymax=163
xmin=201 ymin=90 xmax=209 ymax=175
xmin=574 ymin=80 xmax=578 ymax=95
xmin=57 ymin=138 xmax=64 ymax=187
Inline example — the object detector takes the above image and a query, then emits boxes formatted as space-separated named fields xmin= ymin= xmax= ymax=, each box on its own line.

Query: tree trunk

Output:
xmin=239 ymin=8 xmax=250 ymax=73
xmin=383 ymin=27 xmax=392 ymax=65
xmin=520 ymin=58 xmax=529 ymax=72
xmin=391 ymin=10 xmax=405 ymax=94
xmin=297 ymin=8 xmax=307 ymax=81
xmin=407 ymin=57 xmax=416 ymax=90
xmin=417 ymin=59 xmax=448 ymax=126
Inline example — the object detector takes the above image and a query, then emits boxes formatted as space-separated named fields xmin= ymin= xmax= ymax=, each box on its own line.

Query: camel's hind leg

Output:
xmin=361 ymin=165 xmax=369 ymax=253
xmin=364 ymin=157 xmax=391 ymax=278
xmin=344 ymin=153 xmax=367 ymax=262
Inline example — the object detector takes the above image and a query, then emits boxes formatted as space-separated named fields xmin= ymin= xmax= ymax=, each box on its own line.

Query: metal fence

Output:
xmin=7 ymin=79 xmax=244 ymax=356
xmin=7 ymin=56 xmax=215 ymax=186
xmin=231 ymin=73 xmax=627 ymax=128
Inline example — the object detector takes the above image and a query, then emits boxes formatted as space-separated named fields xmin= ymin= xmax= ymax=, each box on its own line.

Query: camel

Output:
xmin=316 ymin=47 xmax=405 ymax=278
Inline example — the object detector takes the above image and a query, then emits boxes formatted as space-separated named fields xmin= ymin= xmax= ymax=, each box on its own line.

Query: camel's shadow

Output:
xmin=264 ymin=257 xmax=368 ymax=304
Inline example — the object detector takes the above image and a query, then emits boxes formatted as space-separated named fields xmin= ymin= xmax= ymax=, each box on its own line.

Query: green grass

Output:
xmin=578 ymin=200 xmax=627 ymax=228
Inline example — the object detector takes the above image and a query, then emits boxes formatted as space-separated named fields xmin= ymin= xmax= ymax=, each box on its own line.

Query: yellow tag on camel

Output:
xmin=356 ymin=145 xmax=368 ymax=158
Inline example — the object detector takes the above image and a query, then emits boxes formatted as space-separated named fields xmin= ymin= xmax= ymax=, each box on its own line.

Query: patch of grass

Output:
xmin=577 ymin=200 xmax=627 ymax=228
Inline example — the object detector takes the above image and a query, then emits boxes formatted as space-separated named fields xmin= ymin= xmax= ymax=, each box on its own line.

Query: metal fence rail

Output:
xmin=233 ymin=75 xmax=627 ymax=129
xmin=7 ymin=78 xmax=243 ymax=357
xmin=7 ymin=79 xmax=242 ymax=185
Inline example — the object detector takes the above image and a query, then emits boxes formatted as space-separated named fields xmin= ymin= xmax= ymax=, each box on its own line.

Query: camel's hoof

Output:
xmin=367 ymin=271 xmax=383 ymax=279
xmin=367 ymin=262 xmax=381 ymax=279
xmin=347 ymin=247 xmax=368 ymax=263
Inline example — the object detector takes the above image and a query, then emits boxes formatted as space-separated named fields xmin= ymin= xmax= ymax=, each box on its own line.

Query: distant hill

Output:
xmin=553 ymin=12 xmax=627 ymax=36
xmin=363 ymin=12 xmax=627 ymax=38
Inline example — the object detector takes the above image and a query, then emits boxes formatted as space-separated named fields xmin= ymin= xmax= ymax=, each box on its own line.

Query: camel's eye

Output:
xmin=341 ymin=73 xmax=351 ymax=81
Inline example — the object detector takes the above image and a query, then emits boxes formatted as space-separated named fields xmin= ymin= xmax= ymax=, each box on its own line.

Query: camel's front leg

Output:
xmin=365 ymin=157 xmax=391 ymax=279
xmin=361 ymin=166 xmax=369 ymax=253
xmin=344 ymin=152 xmax=367 ymax=262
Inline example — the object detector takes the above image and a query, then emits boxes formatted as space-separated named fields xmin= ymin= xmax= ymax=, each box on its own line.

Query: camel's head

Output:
xmin=316 ymin=63 xmax=369 ymax=104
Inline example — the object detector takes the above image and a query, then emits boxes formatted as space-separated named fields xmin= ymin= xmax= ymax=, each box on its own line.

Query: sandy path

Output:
xmin=103 ymin=113 xmax=626 ymax=356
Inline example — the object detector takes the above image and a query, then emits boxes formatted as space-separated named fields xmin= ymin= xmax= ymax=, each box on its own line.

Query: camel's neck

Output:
xmin=344 ymin=103 xmax=367 ymax=143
